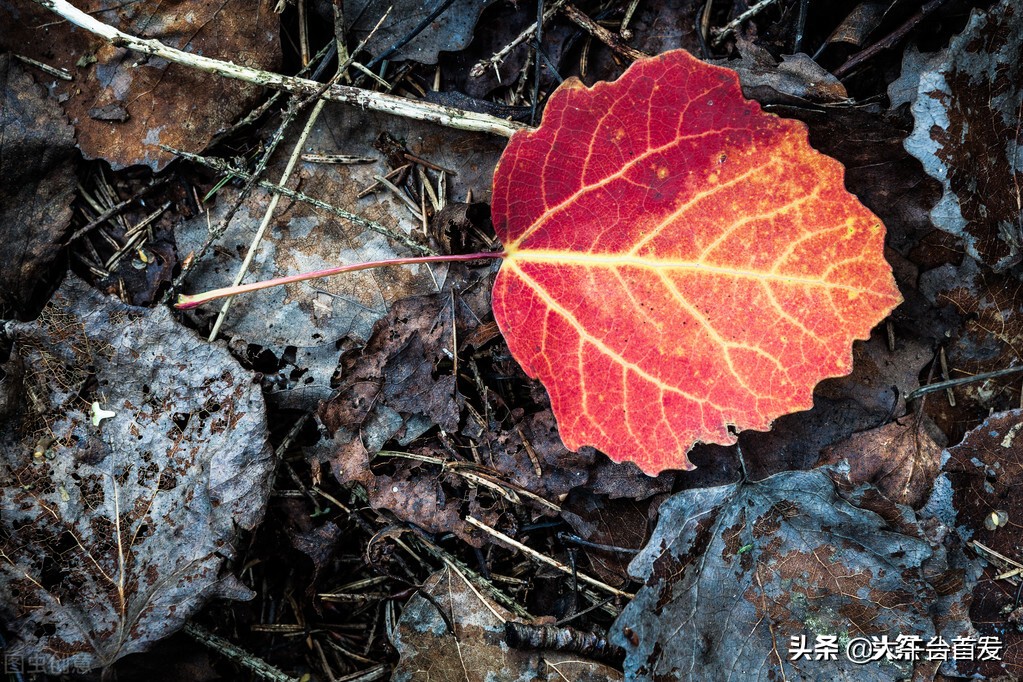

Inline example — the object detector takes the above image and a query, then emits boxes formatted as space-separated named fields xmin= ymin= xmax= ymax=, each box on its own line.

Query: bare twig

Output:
xmin=184 ymin=623 xmax=301 ymax=682
xmin=207 ymin=100 xmax=326 ymax=341
xmin=33 ymin=0 xmax=526 ymax=138
xmin=905 ymin=366 xmax=1023 ymax=401
xmin=711 ymin=0 xmax=779 ymax=47
xmin=161 ymin=146 xmax=432 ymax=256
xmin=300 ymin=154 xmax=376 ymax=164
xmin=372 ymin=174 xmax=425 ymax=222
xmin=833 ymin=0 xmax=952 ymax=78
xmin=406 ymin=532 xmax=533 ymax=619
xmin=619 ymin=0 xmax=642 ymax=40
xmin=561 ymin=4 xmax=649 ymax=62
xmin=465 ymin=516 xmax=634 ymax=599
xmin=470 ymin=0 xmax=570 ymax=78
xmin=12 ymin=53 xmax=72 ymax=80
xmin=66 ymin=176 xmax=171 ymax=244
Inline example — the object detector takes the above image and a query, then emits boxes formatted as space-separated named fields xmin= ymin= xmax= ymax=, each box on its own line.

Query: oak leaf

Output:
xmin=491 ymin=49 xmax=901 ymax=474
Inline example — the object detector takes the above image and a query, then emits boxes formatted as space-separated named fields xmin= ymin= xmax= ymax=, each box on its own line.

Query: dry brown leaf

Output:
xmin=0 ymin=0 xmax=280 ymax=170
xmin=819 ymin=418 xmax=943 ymax=508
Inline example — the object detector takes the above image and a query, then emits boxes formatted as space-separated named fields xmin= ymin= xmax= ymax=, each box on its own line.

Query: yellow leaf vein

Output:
xmin=507 ymin=261 xmax=719 ymax=409
xmin=510 ymin=125 xmax=756 ymax=249
xmin=508 ymin=251 xmax=872 ymax=295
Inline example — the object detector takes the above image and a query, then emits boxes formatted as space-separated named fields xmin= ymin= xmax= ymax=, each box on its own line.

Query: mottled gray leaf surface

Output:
xmin=347 ymin=0 xmax=499 ymax=65
xmin=942 ymin=409 xmax=1023 ymax=677
xmin=0 ymin=55 xmax=77 ymax=319
xmin=611 ymin=469 xmax=978 ymax=681
xmin=897 ymin=0 xmax=1023 ymax=270
xmin=0 ymin=276 xmax=274 ymax=671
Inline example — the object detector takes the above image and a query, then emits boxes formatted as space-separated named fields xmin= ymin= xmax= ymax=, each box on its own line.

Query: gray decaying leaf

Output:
xmin=896 ymin=0 xmax=1023 ymax=271
xmin=0 ymin=276 xmax=274 ymax=671
xmin=940 ymin=409 xmax=1023 ymax=677
xmin=392 ymin=565 xmax=622 ymax=681
xmin=346 ymin=0 xmax=500 ymax=65
xmin=712 ymin=40 xmax=849 ymax=106
xmin=0 ymin=55 xmax=77 ymax=319
xmin=610 ymin=469 xmax=978 ymax=681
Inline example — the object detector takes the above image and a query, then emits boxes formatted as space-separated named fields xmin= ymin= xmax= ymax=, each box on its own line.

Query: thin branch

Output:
xmin=905 ymin=366 xmax=1023 ymax=401
xmin=711 ymin=0 xmax=780 ymax=47
xmin=161 ymin=146 xmax=432 ymax=256
xmin=465 ymin=516 xmax=634 ymax=599
xmin=470 ymin=0 xmax=570 ymax=78
xmin=33 ymin=0 xmax=526 ymax=138
xmin=207 ymin=100 xmax=326 ymax=341
xmin=184 ymin=624 xmax=301 ymax=682
xmin=561 ymin=4 xmax=649 ymax=62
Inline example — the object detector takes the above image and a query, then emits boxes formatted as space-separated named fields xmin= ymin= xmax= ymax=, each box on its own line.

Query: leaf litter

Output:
xmin=0 ymin=0 xmax=281 ymax=171
xmin=176 ymin=105 xmax=504 ymax=412
xmin=941 ymin=409 xmax=1023 ymax=677
xmin=611 ymin=467 xmax=978 ymax=680
xmin=392 ymin=564 xmax=623 ymax=681
xmin=3 ymin=0 xmax=1023 ymax=679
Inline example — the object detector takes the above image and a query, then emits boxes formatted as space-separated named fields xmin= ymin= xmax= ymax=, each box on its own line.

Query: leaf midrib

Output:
xmin=504 ymin=250 xmax=871 ymax=293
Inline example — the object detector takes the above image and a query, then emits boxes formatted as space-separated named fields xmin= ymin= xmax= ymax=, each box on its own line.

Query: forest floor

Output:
xmin=1 ymin=0 xmax=1022 ymax=680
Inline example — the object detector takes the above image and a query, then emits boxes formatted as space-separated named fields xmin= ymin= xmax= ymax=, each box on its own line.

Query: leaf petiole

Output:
xmin=174 ymin=252 xmax=507 ymax=310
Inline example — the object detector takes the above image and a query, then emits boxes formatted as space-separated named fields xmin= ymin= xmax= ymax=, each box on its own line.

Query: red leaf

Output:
xmin=490 ymin=50 xmax=902 ymax=474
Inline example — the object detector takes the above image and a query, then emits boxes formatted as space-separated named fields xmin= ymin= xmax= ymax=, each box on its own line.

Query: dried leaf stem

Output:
xmin=33 ymin=0 xmax=527 ymax=138
xmin=175 ymin=252 xmax=506 ymax=309
xmin=204 ymin=13 xmax=393 ymax=341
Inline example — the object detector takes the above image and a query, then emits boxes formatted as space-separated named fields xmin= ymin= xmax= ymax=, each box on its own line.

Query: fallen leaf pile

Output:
xmin=3 ymin=0 xmax=1023 ymax=679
